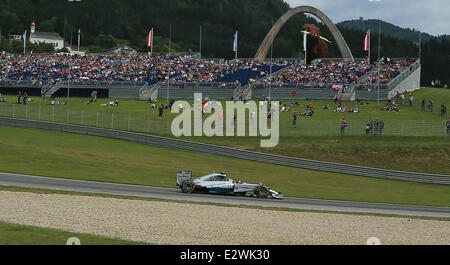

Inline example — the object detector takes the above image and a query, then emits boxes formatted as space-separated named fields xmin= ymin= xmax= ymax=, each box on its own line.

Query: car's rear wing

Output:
xmin=177 ymin=170 xmax=193 ymax=187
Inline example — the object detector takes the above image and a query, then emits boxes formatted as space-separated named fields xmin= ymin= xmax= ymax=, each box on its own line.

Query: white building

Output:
xmin=29 ymin=22 xmax=65 ymax=50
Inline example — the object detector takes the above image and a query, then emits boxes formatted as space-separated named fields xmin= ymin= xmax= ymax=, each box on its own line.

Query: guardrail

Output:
xmin=0 ymin=116 xmax=448 ymax=185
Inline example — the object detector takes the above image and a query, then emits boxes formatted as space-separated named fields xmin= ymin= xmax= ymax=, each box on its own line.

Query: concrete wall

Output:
xmin=388 ymin=66 xmax=421 ymax=99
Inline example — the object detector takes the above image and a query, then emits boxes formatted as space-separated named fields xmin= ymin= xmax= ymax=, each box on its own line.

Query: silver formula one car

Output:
xmin=176 ymin=171 xmax=283 ymax=199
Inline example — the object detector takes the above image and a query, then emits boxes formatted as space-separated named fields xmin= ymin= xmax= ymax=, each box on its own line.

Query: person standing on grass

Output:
xmin=374 ymin=120 xmax=379 ymax=136
xmin=293 ymin=111 xmax=298 ymax=128
xmin=158 ymin=105 xmax=164 ymax=118
xmin=409 ymin=94 xmax=414 ymax=107
xmin=429 ymin=99 xmax=434 ymax=112
xmin=446 ymin=119 xmax=450 ymax=136
xmin=441 ymin=104 xmax=447 ymax=117
xmin=366 ymin=119 xmax=373 ymax=136
xmin=379 ymin=120 xmax=385 ymax=136
xmin=421 ymin=99 xmax=425 ymax=111
xmin=23 ymin=92 xmax=27 ymax=105
xmin=340 ymin=118 xmax=347 ymax=136
xmin=17 ymin=91 xmax=22 ymax=104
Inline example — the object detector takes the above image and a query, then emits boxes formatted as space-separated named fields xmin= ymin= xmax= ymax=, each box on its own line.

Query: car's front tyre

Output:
xmin=181 ymin=180 xmax=195 ymax=193
xmin=255 ymin=186 xmax=269 ymax=199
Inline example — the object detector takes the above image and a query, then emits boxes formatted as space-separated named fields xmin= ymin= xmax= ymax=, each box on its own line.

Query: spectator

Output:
xmin=441 ymin=104 xmax=447 ymax=117
xmin=158 ymin=105 xmax=164 ymax=118
xmin=293 ymin=111 xmax=297 ymax=128
xmin=421 ymin=99 xmax=425 ymax=111
xmin=379 ymin=120 xmax=385 ymax=136
xmin=408 ymin=93 xmax=414 ymax=107
xmin=340 ymin=118 xmax=347 ymax=136
xmin=374 ymin=120 xmax=380 ymax=136
xmin=429 ymin=99 xmax=434 ymax=112
xmin=447 ymin=119 xmax=450 ymax=136
xmin=366 ymin=119 xmax=373 ymax=136
xmin=23 ymin=92 xmax=28 ymax=105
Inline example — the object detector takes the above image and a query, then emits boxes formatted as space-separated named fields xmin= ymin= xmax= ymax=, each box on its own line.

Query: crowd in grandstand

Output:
xmin=0 ymin=51 xmax=417 ymax=91
xmin=0 ymin=52 xmax=290 ymax=86
xmin=356 ymin=58 xmax=416 ymax=90
xmin=265 ymin=59 xmax=372 ymax=88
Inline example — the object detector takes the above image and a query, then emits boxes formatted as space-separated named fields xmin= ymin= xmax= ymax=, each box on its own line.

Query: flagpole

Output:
xmin=377 ymin=20 xmax=381 ymax=105
xmin=199 ymin=25 xmax=202 ymax=59
xmin=77 ymin=29 xmax=80 ymax=52
xmin=418 ymin=31 xmax=421 ymax=61
xmin=235 ymin=31 xmax=238 ymax=61
xmin=150 ymin=28 xmax=153 ymax=56
xmin=23 ymin=30 xmax=26 ymax=54
xmin=368 ymin=29 xmax=371 ymax=65
xmin=169 ymin=24 xmax=172 ymax=56
xmin=302 ymin=31 xmax=307 ymax=65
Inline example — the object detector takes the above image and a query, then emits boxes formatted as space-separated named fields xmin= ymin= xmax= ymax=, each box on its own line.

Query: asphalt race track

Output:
xmin=1 ymin=172 xmax=449 ymax=218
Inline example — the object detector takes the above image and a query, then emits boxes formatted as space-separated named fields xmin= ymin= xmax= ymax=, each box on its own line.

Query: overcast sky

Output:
xmin=285 ymin=0 xmax=449 ymax=36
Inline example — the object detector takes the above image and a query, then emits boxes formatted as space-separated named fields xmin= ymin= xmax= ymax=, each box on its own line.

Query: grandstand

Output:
xmin=0 ymin=51 xmax=420 ymax=101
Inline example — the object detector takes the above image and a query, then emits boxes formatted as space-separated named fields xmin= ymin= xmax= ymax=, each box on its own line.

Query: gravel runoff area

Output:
xmin=0 ymin=191 xmax=449 ymax=245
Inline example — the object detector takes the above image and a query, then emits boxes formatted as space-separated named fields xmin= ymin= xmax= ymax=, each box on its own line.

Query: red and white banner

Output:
xmin=364 ymin=30 xmax=370 ymax=51
xmin=147 ymin=28 xmax=154 ymax=47
xmin=332 ymin=85 xmax=343 ymax=92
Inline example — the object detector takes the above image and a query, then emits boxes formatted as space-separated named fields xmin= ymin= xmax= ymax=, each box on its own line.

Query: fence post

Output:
xmin=96 ymin=112 xmax=99 ymax=128
xmin=111 ymin=113 xmax=114 ymax=129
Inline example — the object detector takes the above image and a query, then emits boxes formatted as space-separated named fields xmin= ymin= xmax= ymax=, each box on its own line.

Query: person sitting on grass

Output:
xmin=323 ymin=103 xmax=330 ymax=110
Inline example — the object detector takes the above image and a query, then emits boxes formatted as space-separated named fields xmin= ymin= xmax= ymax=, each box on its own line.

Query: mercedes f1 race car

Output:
xmin=176 ymin=171 xmax=284 ymax=199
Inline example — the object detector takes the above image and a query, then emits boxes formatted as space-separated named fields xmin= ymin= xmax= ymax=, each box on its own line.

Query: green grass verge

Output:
xmin=0 ymin=220 xmax=145 ymax=245
xmin=188 ymin=136 xmax=450 ymax=175
xmin=2 ymin=87 xmax=448 ymax=121
xmin=1 ymin=87 xmax=449 ymax=174
xmin=0 ymin=125 xmax=449 ymax=207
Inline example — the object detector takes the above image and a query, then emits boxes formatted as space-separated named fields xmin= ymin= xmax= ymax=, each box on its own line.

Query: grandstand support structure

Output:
xmin=232 ymin=83 xmax=243 ymax=100
xmin=388 ymin=60 xmax=421 ymax=98
xmin=356 ymin=59 xmax=421 ymax=101
xmin=40 ymin=82 xmax=52 ymax=96
xmin=242 ymin=63 xmax=296 ymax=101
xmin=139 ymin=82 xmax=160 ymax=101
xmin=255 ymin=6 xmax=354 ymax=61
xmin=44 ymin=81 xmax=64 ymax=98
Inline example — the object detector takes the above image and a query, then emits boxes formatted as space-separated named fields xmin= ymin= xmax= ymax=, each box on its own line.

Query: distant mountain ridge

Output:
xmin=338 ymin=19 xmax=449 ymax=44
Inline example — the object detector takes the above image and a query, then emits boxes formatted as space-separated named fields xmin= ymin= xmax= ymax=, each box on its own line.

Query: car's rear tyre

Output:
xmin=182 ymin=180 xmax=195 ymax=193
xmin=255 ymin=186 xmax=269 ymax=199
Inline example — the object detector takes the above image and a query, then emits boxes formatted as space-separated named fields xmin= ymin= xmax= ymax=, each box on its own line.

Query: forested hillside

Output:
xmin=338 ymin=19 xmax=449 ymax=44
xmin=0 ymin=0 xmax=448 ymax=86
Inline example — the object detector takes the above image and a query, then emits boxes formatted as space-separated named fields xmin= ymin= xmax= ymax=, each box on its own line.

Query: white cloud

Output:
xmin=285 ymin=0 xmax=450 ymax=36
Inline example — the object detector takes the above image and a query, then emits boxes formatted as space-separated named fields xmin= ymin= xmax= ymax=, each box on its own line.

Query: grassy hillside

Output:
xmin=0 ymin=126 xmax=449 ymax=207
